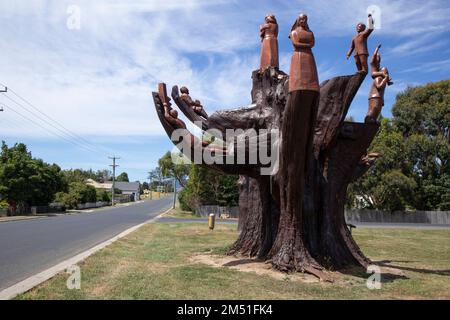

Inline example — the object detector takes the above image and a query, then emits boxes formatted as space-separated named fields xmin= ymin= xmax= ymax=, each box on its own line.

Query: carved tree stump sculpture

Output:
xmin=152 ymin=18 xmax=380 ymax=281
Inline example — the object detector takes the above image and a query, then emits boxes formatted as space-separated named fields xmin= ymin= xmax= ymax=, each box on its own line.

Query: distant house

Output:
xmin=114 ymin=181 xmax=140 ymax=202
xmin=86 ymin=179 xmax=140 ymax=202
xmin=86 ymin=179 xmax=111 ymax=190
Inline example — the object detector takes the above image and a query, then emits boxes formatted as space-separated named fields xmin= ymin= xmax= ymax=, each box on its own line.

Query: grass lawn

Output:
xmin=18 ymin=223 xmax=450 ymax=300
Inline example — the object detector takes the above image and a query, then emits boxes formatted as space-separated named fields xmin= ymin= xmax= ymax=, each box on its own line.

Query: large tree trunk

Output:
xmin=229 ymin=70 xmax=379 ymax=278
xmin=268 ymin=90 xmax=322 ymax=274
xmin=230 ymin=176 xmax=279 ymax=259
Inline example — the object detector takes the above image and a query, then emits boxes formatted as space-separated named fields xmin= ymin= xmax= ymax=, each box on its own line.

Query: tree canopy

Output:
xmin=0 ymin=142 xmax=65 ymax=206
xmin=116 ymin=172 xmax=129 ymax=182
xmin=178 ymin=165 xmax=239 ymax=211
xmin=54 ymin=182 xmax=97 ymax=209
xmin=62 ymin=168 xmax=111 ymax=184
xmin=348 ymin=80 xmax=450 ymax=211
xmin=158 ymin=151 xmax=190 ymax=187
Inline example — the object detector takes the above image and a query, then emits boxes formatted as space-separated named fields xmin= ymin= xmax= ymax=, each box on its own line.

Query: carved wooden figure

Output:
xmin=180 ymin=86 xmax=208 ymax=119
xmin=260 ymin=14 xmax=279 ymax=70
xmin=365 ymin=45 xmax=393 ymax=123
xmin=347 ymin=14 xmax=374 ymax=73
xmin=288 ymin=14 xmax=319 ymax=92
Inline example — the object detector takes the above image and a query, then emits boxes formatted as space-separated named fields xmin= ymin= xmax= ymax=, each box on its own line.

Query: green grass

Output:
xmin=17 ymin=223 xmax=450 ymax=300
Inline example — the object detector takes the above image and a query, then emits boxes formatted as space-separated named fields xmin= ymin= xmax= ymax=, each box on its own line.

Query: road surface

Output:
xmin=0 ymin=197 xmax=172 ymax=291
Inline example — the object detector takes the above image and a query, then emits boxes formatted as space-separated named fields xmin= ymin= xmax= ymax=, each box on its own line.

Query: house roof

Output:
xmin=86 ymin=179 xmax=140 ymax=192
xmin=114 ymin=181 xmax=140 ymax=192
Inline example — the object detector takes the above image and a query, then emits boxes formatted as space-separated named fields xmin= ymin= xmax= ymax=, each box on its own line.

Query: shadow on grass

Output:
xmin=223 ymin=258 xmax=265 ymax=267
xmin=374 ymin=260 xmax=450 ymax=277
xmin=220 ymin=257 xmax=410 ymax=284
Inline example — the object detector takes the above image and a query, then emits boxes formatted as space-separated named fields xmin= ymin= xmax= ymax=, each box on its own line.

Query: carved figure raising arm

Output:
xmin=366 ymin=66 xmax=391 ymax=123
xmin=347 ymin=14 xmax=374 ymax=73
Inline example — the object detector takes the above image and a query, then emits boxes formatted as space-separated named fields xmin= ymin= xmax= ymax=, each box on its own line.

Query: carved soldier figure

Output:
xmin=346 ymin=14 xmax=374 ymax=73
xmin=365 ymin=46 xmax=393 ymax=123
xmin=180 ymin=86 xmax=208 ymax=119
xmin=260 ymin=14 xmax=279 ymax=70
xmin=288 ymin=13 xmax=319 ymax=92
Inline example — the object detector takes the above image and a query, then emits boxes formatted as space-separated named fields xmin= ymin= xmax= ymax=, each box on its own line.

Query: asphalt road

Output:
xmin=0 ymin=197 xmax=172 ymax=291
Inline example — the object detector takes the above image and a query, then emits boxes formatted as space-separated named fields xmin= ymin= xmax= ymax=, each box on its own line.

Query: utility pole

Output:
xmin=149 ymin=177 xmax=152 ymax=200
xmin=0 ymin=87 xmax=6 ymax=112
xmin=147 ymin=171 xmax=152 ymax=200
xmin=172 ymin=177 xmax=177 ymax=209
xmin=109 ymin=156 xmax=120 ymax=206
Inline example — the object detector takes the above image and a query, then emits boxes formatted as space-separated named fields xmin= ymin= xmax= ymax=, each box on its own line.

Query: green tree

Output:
xmin=116 ymin=172 xmax=129 ymax=182
xmin=96 ymin=189 xmax=111 ymax=202
xmin=148 ymin=167 xmax=164 ymax=191
xmin=94 ymin=169 xmax=111 ymax=182
xmin=178 ymin=165 xmax=238 ymax=211
xmin=54 ymin=182 xmax=97 ymax=209
xmin=158 ymin=151 xmax=190 ymax=187
xmin=61 ymin=168 xmax=96 ymax=184
xmin=392 ymin=80 xmax=449 ymax=210
xmin=0 ymin=142 xmax=65 ymax=208
xmin=348 ymin=80 xmax=450 ymax=211
xmin=140 ymin=182 xmax=149 ymax=195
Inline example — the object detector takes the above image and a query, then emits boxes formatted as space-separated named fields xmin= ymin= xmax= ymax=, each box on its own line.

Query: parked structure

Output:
xmin=86 ymin=179 xmax=140 ymax=202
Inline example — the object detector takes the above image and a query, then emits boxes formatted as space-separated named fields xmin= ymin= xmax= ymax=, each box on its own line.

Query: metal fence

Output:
xmin=345 ymin=209 xmax=450 ymax=224
xmin=195 ymin=206 xmax=239 ymax=218
xmin=195 ymin=206 xmax=450 ymax=225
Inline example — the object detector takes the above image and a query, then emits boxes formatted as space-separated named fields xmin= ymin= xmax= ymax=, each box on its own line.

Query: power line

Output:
xmin=1 ymin=93 xmax=108 ymax=156
xmin=0 ymin=102 xmax=107 ymax=156
xmin=1 ymin=96 xmax=105 ymax=156
xmin=0 ymin=83 xmax=112 ymax=156
xmin=0 ymin=106 xmax=25 ymax=130
xmin=0 ymin=114 xmax=23 ymax=136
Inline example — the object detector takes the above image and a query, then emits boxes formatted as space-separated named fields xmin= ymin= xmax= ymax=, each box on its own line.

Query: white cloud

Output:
xmin=0 ymin=0 xmax=447 ymax=142
xmin=0 ymin=0 xmax=270 ymax=140
xmin=400 ymin=59 xmax=450 ymax=74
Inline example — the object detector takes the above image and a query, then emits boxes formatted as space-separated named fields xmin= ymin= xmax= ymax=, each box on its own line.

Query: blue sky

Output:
xmin=0 ymin=0 xmax=449 ymax=182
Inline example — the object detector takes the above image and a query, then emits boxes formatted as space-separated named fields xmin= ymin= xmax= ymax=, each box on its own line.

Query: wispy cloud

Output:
xmin=400 ymin=59 xmax=450 ymax=74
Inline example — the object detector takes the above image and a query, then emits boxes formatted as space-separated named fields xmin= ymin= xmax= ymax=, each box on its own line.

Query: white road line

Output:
xmin=0 ymin=206 xmax=172 ymax=300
